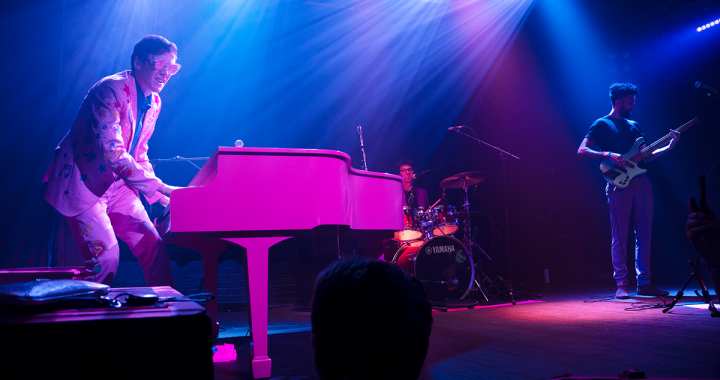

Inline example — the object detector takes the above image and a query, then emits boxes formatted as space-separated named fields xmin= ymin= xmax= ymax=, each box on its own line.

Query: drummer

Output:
xmin=399 ymin=160 xmax=429 ymax=209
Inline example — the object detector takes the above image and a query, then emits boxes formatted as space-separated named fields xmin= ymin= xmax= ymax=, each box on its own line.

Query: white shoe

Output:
xmin=616 ymin=285 xmax=629 ymax=299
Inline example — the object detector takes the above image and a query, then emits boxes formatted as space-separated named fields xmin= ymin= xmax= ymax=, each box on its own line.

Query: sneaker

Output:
xmin=615 ymin=285 xmax=629 ymax=299
xmin=637 ymin=283 xmax=669 ymax=297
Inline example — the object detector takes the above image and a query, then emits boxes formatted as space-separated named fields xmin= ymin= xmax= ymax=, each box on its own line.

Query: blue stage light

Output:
xmin=697 ymin=18 xmax=720 ymax=32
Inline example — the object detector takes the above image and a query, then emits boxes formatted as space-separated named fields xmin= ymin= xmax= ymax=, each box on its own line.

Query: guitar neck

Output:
xmin=635 ymin=118 xmax=697 ymax=161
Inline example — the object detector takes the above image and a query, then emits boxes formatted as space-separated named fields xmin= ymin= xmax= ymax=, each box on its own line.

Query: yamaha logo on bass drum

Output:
xmin=425 ymin=245 xmax=455 ymax=255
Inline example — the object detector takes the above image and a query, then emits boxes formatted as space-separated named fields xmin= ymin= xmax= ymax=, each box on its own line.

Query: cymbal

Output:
xmin=439 ymin=171 xmax=488 ymax=188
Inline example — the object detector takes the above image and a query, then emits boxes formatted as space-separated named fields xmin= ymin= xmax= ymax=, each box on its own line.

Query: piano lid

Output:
xmin=166 ymin=147 xmax=404 ymax=235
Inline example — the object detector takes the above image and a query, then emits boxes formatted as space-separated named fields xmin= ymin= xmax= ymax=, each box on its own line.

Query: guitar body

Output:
xmin=599 ymin=137 xmax=647 ymax=189
xmin=595 ymin=117 xmax=696 ymax=189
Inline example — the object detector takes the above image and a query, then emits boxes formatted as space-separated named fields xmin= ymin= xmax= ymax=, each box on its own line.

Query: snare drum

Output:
xmin=432 ymin=205 xmax=459 ymax=236
xmin=392 ymin=236 xmax=474 ymax=301
xmin=394 ymin=206 xmax=423 ymax=242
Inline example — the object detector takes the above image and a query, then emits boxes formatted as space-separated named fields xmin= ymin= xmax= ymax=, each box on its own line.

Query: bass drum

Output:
xmin=392 ymin=236 xmax=474 ymax=301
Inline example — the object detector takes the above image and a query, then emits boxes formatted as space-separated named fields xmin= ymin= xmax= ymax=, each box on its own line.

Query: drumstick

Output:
xmin=429 ymin=198 xmax=441 ymax=209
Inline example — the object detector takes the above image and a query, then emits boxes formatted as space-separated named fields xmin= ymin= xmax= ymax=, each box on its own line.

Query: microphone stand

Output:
xmin=695 ymin=81 xmax=720 ymax=100
xmin=662 ymin=260 xmax=719 ymax=317
xmin=144 ymin=156 xmax=209 ymax=216
xmin=452 ymin=128 xmax=520 ymax=304
xmin=149 ymin=156 xmax=209 ymax=170
xmin=420 ymin=155 xmax=476 ymax=176
xmin=357 ymin=126 xmax=368 ymax=171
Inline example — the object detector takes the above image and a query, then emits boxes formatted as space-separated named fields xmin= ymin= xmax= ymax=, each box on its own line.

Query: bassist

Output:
xmin=577 ymin=83 xmax=680 ymax=299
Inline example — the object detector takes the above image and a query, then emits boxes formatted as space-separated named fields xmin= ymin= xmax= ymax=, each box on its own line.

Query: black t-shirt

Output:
xmin=405 ymin=189 xmax=418 ymax=208
xmin=403 ymin=187 xmax=429 ymax=209
xmin=586 ymin=115 xmax=649 ymax=169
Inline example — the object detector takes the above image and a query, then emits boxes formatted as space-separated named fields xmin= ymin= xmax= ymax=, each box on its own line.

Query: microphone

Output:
xmin=695 ymin=81 xmax=720 ymax=97
xmin=448 ymin=125 xmax=465 ymax=131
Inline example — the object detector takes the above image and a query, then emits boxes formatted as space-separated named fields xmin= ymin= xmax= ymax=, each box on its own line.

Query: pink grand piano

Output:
xmin=157 ymin=147 xmax=403 ymax=378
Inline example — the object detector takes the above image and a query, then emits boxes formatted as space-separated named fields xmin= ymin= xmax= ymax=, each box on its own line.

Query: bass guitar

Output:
xmin=600 ymin=117 xmax=698 ymax=189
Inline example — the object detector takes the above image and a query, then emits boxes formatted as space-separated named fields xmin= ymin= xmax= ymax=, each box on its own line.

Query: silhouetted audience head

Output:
xmin=311 ymin=257 xmax=432 ymax=380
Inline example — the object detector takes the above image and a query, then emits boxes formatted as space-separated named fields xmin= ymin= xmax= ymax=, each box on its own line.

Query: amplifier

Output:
xmin=0 ymin=286 xmax=213 ymax=378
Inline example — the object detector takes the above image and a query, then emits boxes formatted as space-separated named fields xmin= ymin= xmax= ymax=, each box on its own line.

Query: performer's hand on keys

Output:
xmin=158 ymin=183 xmax=182 ymax=197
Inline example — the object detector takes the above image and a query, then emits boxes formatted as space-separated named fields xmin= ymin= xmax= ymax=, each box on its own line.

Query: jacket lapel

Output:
xmin=137 ymin=93 xmax=159 ymax=152
xmin=127 ymin=72 xmax=138 ymax=155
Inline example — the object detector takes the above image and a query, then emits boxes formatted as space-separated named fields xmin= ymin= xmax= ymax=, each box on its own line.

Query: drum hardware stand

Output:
xmin=357 ymin=126 xmax=368 ymax=171
xmin=468 ymin=225 xmax=492 ymax=261
xmin=421 ymin=279 xmax=460 ymax=286
xmin=460 ymin=185 xmax=494 ymax=302
xmin=450 ymin=128 xmax=520 ymax=304
xmin=464 ymin=226 xmax=491 ymax=302
xmin=662 ymin=260 xmax=720 ymax=317
xmin=438 ymin=171 xmax=490 ymax=303
xmin=470 ymin=260 xmax=490 ymax=302
xmin=457 ymin=184 xmax=491 ymax=302
xmin=473 ymin=270 xmax=491 ymax=302
xmin=462 ymin=185 xmax=472 ymax=249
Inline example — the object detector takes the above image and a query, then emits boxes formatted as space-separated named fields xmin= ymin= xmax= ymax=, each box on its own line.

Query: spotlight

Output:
xmin=697 ymin=17 xmax=720 ymax=32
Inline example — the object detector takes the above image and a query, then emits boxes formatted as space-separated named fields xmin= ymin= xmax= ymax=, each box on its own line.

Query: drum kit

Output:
xmin=391 ymin=171 xmax=489 ymax=303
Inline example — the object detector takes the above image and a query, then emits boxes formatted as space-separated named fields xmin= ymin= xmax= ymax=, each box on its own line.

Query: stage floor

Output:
xmin=212 ymin=284 xmax=720 ymax=380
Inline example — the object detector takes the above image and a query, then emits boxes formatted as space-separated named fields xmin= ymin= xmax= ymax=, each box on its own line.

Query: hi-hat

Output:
xmin=439 ymin=171 xmax=488 ymax=188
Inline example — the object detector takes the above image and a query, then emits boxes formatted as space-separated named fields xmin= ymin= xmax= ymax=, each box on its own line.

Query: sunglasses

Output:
xmin=149 ymin=57 xmax=181 ymax=75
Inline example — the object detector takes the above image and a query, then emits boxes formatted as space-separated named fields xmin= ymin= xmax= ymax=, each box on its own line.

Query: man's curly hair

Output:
xmin=609 ymin=83 xmax=639 ymax=106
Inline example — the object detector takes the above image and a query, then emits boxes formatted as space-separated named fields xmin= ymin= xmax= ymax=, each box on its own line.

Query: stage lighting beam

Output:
xmin=696 ymin=18 xmax=720 ymax=32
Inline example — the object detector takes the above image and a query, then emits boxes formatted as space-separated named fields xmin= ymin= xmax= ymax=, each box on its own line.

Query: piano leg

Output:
xmin=166 ymin=238 xmax=230 ymax=337
xmin=202 ymin=248 xmax=220 ymax=337
xmin=224 ymin=236 xmax=290 ymax=379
